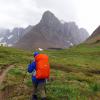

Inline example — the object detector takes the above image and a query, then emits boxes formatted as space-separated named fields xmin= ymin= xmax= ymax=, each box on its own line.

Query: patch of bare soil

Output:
xmin=0 ymin=65 xmax=14 ymax=100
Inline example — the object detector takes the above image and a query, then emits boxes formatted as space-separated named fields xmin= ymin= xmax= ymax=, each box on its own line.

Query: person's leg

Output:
xmin=32 ymin=82 xmax=38 ymax=100
xmin=38 ymin=81 xmax=46 ymax=100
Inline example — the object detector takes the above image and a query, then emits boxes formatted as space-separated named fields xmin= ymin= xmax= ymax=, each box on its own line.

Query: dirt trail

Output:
xmin=0 ymin=65 xmax=14 ymax=100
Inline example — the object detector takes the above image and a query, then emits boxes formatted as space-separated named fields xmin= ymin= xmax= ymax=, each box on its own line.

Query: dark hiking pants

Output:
xmin=32 ymin=81 xmax=46 ymax=99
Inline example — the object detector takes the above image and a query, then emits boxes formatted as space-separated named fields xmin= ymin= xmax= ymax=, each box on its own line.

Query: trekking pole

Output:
xmin=19 ymin=59 xmax=32 ymax=90
xmin=20 ymin=60 xmax=32 ymax=86
xmin=29 ymin=59 xmax=32 ymax=65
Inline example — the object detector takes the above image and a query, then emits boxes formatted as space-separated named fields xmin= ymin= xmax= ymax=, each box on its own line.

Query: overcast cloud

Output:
xmin=0 ymin=0 xmax=99 ymax=34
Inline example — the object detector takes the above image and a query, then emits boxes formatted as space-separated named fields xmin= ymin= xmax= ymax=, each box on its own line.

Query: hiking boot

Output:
xmin=32 ymin=95 xmax=38 ymax=100
xmin=41 ymin=97 xmax=47 ymax=100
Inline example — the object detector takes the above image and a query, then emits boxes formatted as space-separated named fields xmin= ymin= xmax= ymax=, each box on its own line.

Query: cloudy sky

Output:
xmin=0 ymin=0 xmax=99 ymax=34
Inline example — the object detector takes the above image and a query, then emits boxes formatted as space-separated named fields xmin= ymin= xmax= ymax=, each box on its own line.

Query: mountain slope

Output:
xmin=14 ymin=11 xmax=89 ymax=50
xmin=86 ymin=25 xmax=100 ymax=44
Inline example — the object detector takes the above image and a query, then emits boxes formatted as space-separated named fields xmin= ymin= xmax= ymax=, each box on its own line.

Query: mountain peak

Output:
xmin=42 ymin=10 xmax=55 ymax=19
xmin=14 ymin=11 xmax=89 ymax=50
xmin=39 ymin=10 xmax=60 ymax=25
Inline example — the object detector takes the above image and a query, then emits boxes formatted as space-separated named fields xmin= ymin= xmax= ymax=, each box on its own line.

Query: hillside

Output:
xmin=14 ymin=11 xmax=89 ymax=50
xmin=86 ymin=25 xmax=100 ymax=44
xmin=0 ymin=44 xmax=100 ymax=100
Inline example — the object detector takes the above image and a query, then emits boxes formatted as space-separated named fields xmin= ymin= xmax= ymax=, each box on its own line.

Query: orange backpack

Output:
xmin=35 ymin=54 xmax=50 ymax=79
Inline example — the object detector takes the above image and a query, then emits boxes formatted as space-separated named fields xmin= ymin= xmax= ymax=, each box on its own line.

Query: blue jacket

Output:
xmin=28 ymin=61 xmax=45 ymax=83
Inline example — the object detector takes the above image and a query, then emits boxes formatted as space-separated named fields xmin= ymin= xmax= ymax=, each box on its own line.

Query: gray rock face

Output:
xmin=0 ymin=29 xmax=10 ymax=44
xmin=79 ymin=28 xmax=89 ymax=42
xmin=0 ymin=11 xmax=89 ymax=49
xmin=14 ymin=11 xmax=89 ymax=50
xmin=0 ymin=26 xmax=32 ymax=46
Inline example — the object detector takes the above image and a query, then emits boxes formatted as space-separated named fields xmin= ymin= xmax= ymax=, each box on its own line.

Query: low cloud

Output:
xmin=0 ymin=0 xmax=99 ymax=34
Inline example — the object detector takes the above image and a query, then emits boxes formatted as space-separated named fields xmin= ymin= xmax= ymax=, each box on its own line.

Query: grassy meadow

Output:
xmin=0 ymin=44 xmax=100 ymax=100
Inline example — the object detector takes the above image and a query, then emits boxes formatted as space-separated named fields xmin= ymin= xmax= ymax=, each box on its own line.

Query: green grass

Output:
xmin=0 ymin=46 xmax=32 ymax=72
xmin=44 ymin=44 xmax=100 ymax=69
xmin=0 ymin=44 xmax=100 ymax=100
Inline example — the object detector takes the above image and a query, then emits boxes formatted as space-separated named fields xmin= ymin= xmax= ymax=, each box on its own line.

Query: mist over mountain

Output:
xmin=14 ymin=11 xmax=89 ymax=50
xmin=0 ymin=26 xmax=32 ymax=46
xmin=0 ymin=28 xmax=10 ymax=37
xmin=0 ymin=11 xmax=89 ymax=49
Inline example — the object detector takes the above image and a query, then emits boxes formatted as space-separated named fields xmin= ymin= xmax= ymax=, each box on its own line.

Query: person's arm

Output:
xmin=28 ymin=62 xmax=36 ymax=73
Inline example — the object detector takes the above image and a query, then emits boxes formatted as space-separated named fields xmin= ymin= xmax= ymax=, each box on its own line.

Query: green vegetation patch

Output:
xmin=0 ymin=44 xmax=100 ymax=100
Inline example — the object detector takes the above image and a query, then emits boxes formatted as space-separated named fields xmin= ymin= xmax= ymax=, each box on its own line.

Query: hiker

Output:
xmin=28 ymin=52 xmax=50 ymax=100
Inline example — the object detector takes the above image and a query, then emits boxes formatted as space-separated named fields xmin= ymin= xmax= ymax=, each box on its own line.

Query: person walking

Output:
xmin=28 ymin=52 xmax=50 ymax=100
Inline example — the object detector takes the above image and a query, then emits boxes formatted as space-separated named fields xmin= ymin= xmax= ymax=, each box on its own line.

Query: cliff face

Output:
xmin=14 ymin=11 xmax=89 ymax=50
